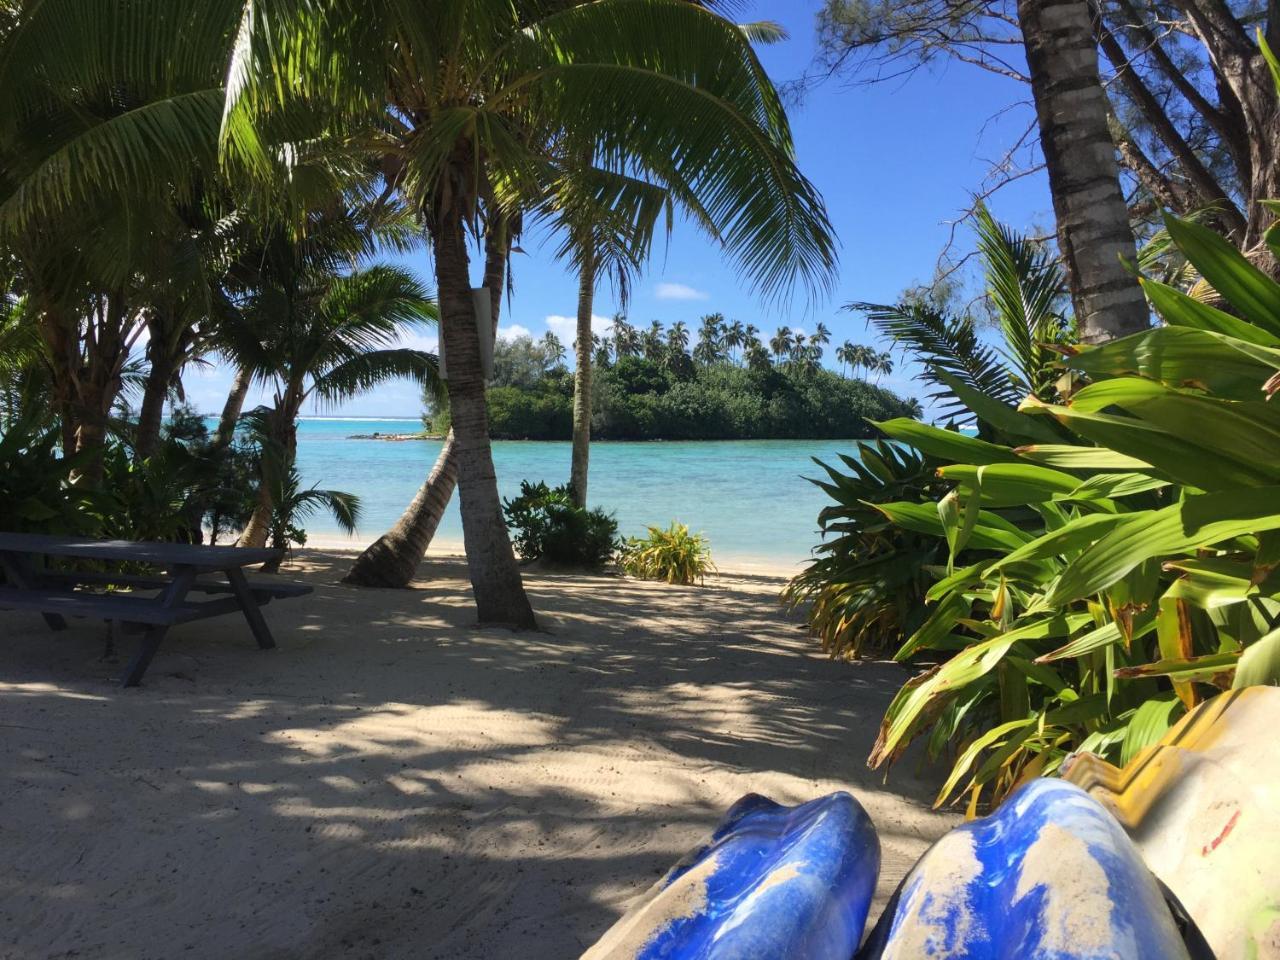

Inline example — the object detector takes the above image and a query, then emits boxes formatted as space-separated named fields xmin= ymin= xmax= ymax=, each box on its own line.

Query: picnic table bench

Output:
xmin=0 ymin=533 xmax=313 ymax=686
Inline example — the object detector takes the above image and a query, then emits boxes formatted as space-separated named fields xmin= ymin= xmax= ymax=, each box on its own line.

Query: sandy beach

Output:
xmin=1 ymin=549 xmax=955 ymax=959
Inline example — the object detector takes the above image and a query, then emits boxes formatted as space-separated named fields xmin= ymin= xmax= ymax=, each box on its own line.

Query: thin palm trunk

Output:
xmin=1018 ymin=0 xmax=1148 ymax=343
xmin=432 ymin=202 xmax=535 ymax=628
xmin=344 ymin=219 xmax=508 ymax=588
xmin=569 ymin=235 xmax=596 ymax=508
xmin=214 ymin=365 xmax=252 ymax=454
xmin=239 ymin=406 xmax=296 ymax=549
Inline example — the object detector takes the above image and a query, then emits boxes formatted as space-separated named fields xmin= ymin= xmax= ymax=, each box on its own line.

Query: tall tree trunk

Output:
xmin=342 ymin=432 xmax=459 ymax=586
xmin=1018 ymin=0 xmax=1149 ymax=343
xmin=343 ymin=217 xmax=509 ymax=588
xmin=214 ymin=365 xmax=252 ymax=454
xmin=569 ymin=235 xmax=596 ymax=508
xmin=136 ymin=338 xmax=176 ymax=460
xmin=432 ymin=205 xmax=536 ymax=628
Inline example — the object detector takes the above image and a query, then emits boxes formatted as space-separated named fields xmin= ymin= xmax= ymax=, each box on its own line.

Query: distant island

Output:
xmin=347 ymin=431 xmax=437 ymax=441
xmin=429 ymin=320 xmax=921 ymax=442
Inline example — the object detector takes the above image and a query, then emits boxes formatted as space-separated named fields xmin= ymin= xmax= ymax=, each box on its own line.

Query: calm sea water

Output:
xmin=228 ymin=418 xmax=864 ymax=570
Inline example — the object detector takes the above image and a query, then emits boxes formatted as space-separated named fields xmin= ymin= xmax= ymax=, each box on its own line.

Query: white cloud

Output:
xmin=393 ymin=330 xmax=439 ymax=353
xmin=655 ymin=282 xmax=709 ymax=301
xmin=497 ymin=324 xmax=533 ymax=342
xmin=545 ymin=313 xmax=613 ymax=341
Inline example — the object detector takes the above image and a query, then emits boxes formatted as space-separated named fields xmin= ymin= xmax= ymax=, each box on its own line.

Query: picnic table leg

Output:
xmin=121 ymin=626 xmax=168 ymax=687
xmin=225 ymin=567 xmax=277 ymax=650
xmin=118 ymin=566 xmax=197 ymax=687
xmin=0 ymin=551 xmax=67 ymax=630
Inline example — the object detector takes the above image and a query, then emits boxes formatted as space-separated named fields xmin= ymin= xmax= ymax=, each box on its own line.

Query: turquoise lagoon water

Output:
xmin=254 ymin=418 xmax=862 ymax=571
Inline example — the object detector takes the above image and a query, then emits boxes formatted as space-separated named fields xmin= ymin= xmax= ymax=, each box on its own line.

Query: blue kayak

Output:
xmin=581 ymin=791 xmax=880 ymax=960
xmin=859 ymin=778 xmax=1191 ymax=959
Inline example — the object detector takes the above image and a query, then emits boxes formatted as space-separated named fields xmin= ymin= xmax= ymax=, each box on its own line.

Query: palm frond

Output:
xmin=850 ymin=300 xmax=1020 ymax=424
xmin=972 ymin=204 xmax=1067 ymax=400
xmin=309 ymin=348 xmax=439 ymax=406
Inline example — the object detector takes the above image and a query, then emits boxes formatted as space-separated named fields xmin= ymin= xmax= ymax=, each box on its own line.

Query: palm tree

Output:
xmin=745 ymin=341 xmax=773 ymax=372
xmin=1018 ymin=0 xmax=1147 ymax=343
xmin=642 ymin=320 xmax=666 ymax=361
xmin=224 ymin=0 xmax=839 ymax=623
xmin=0 ymin=0 xmax=239 ymax=482
xmin=219 ymin=262 xmax=438 ymax=547
xmin=542 ymin=331 xmax=567 ymax=366
xmin=811 ymin=321 xmax=832 ymax=350
xmin=723 ymin=319 xmax=747 ymax=364
xmin=667 ymin=320 xmax=691 ymax=356
xmin=835 ymin=340 xmax=854 ymax=377
xmin=612 ymin=316 xmax=640 ymax=358
xmin=694 ymin=313 xmax=725 ymax=365
xmin=871 ymin=351 xmax=893 ymax=383
xmin=769 ymin=326 xmax=794 ymax=360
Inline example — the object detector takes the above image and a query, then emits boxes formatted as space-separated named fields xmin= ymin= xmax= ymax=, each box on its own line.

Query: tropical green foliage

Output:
xmin=828 ymin=211 xmax=1280 ymax=811
xmin=502 ymin=481 xmax=620 ymax=570
xmin=781 ymin=441 xmax=948 ymax=659
xmin=621 ymin=523 xmax=716 ymax=585
xmin=263 ymin=465 xmax=361 ymax=571
xmin=447 ymin=358 xmax=917 ymax=442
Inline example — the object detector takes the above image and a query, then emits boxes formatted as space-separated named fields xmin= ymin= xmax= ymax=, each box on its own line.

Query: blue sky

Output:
xmin=179 ymin=0 xmax=1052 ymax=419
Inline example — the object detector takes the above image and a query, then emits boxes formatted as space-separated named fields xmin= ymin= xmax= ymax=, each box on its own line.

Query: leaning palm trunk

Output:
xmin=569 ymin=236 xmax=596 ymax=508
xmin=342 ymin=431 xmax=458 ymax=586
xmin=344 ymin=216 xmax=508 ymax=588
xmin=1018 ymin=0 xmax=1148 ymax=343
xmin=213 ymin=366 xmax=252 ymax=454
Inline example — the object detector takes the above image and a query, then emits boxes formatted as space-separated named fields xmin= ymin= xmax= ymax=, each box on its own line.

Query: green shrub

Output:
xmin=621 ymin=522 xmax=715 ymax=585
xmin=815 ymin=206 xmax=1280 ymax=811
xmin=502 ymin=480 xmax=619 ymax=569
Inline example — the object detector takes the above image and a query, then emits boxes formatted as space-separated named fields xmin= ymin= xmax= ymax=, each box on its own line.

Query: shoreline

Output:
xmin=299 ymin=534 xmax=808 ymax=580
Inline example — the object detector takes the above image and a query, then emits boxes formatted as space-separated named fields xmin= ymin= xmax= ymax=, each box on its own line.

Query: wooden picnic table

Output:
xmin=0 ymin=533 xmax=312 ymax=686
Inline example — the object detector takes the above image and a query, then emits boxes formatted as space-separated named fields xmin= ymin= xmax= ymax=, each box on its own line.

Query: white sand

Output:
xmin=0 ymin=550 xmax=955 ymax=959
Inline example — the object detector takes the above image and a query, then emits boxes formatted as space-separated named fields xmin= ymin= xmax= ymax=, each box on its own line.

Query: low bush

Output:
xmin=502 ymin=480 xmax=619 ymax=569
xmin=621 ymin=523 xmax=715 ymax=585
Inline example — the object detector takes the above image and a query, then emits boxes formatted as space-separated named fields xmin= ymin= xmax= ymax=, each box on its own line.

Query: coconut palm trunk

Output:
xmin=344 ymin=219 xmax=508 ymax=588
xmin=1017 ymin=0 xmax=1148 ymax=344
xmin=213 ymin=366 xmax=252 ymax=454
xmin=239 ymin=405 xmax=297 ymax=549
xmin=136 ymin=318 xmax=180 ymax=460
xmin=341 ymin=432 xmax=459 ymax=586
xmin=431 ymin=200 xmax=536 ymax=628
xmin=569 ymin=234 xmax=596 ymax=508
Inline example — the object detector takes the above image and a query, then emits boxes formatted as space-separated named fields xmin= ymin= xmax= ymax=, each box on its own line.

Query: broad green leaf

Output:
xmin=1119 ymin=695 xmax=1184 ymax=766
xmin=1114 ymin=650 xmax=1240 ymax=683
xmin=872 ymin=418 xmax=1022 ymax=465
xmin=1050 ymin=487 xmax=1280 ymax=605
xmin=1038 ymin=618 xmax=1155 ymax=663
xmin=1068 ymin=378 xmax=1280 ymax=484
xmin=871 ymin=613 xmax=1093 ymax=767
xmin=984 ymin=512 xmax=1132 ymax=576
xmin=1141 ymin=275 xmax=1279 ymax=347
xmin=897 ymin=590 xmax=972 ymax=661
xmin=932 ymin=368 xmax=1061 ymax=444
xmin=1066 ymin=472 xmax=1169 ymax=501
xmin=939 ymin=462 xmax=1080 ymax=506
xmin=1061 ymin=327 xmax=1280 ymax=401
xmin=1163 ymin=213 xmax=1280 ymax=338
xmin=1015 ymin=444 xmax=1154 ymax=472
xmin=1022 ymin=397 xmax=1275 ymax=489
xmin=1233 ymin=624 xmax=1280 ymax=688
xmin=871 ymin=500 xmax=1032 ymax=551
xmin=935 ymin=717 xmax=1036 ymax=807
xmin=925 ymin=562 xmax=985 ymax=603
